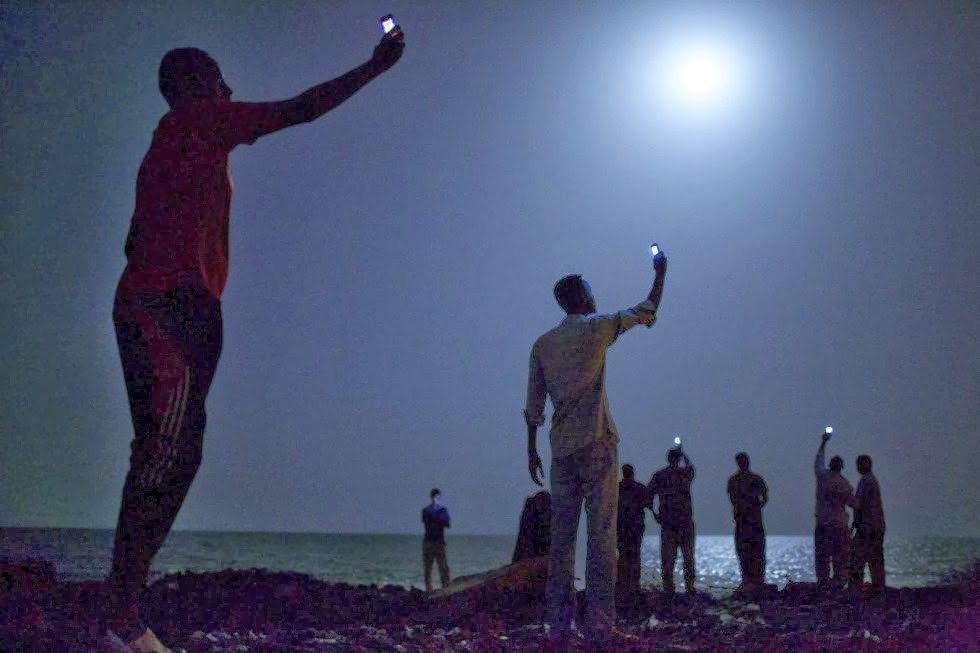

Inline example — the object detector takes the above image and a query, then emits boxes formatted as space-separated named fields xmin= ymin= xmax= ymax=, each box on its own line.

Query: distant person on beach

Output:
xmin=617 ymin=463 xmax=651 ymax=596
xmin=649 ymin=444 xmax=696 ymax=595
xmin=523 ymin=252 xmax=668 ymax=642
xmin=513 ymin=490 xmax=552 ymax=563
xmin=422 ymin=488 xmax=452 ymax=591
xmin=103 ymin=27 xmax=404 ymax=653
xmin=814 ymin=431 xmax=857 ymax=588
xmin=727 ymin=452 xmax=768 ymax=589
xmin=850 ymin=454 xmax=886 ymax=591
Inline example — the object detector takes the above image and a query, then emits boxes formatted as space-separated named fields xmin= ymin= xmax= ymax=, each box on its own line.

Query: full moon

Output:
xmin=671 ymin=47 xmax=732 ymax=105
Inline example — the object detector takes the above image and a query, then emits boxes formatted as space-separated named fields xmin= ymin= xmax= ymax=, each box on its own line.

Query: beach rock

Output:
xmin=0 ymin=557 xmax=56 ymax=595
xmin=424 ymin=556 xmax=549 ymax=626
xmin=511 ymin=491 xmax=551 ymax=563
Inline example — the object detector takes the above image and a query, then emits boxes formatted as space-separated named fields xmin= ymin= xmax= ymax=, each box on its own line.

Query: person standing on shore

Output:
xmin=103 ymin=26 xmax=405 ymax=653
xmin=523 ymin=252 xmax=668 ymax=643
xmin=850 ymin=454 xmax=886 ymax=591
xmin=813 ymin=431 xmax=857 ymax=588
xmin=727 ymin=452 xmax=768 ymax=590
xmin=616 ymin=463 xmax=651 ymax=597
xmin=421 ymin=488 xmax=451 ymax=592
xmin=648 ymin=444 xmax=696 ymax=595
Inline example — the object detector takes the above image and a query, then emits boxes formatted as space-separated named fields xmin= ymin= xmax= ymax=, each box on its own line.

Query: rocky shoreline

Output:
xmin=2 ymin=558 xmax=977 ymax=651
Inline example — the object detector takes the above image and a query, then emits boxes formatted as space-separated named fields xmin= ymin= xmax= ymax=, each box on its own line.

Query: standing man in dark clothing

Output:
xmin=104 ymin=25 xmax=405 ymax=653
xmin=616 ymin=463 xmax=651 ymax=596
xmin=727 ymin=452 xmax=769 ymax=589
xmin=850 ymin=455 xmax=886 ymax=591
xmin=648 ymin=445 xmax=696 ymax=594
xmin=422 ymin=488 xmax=451 ymax=592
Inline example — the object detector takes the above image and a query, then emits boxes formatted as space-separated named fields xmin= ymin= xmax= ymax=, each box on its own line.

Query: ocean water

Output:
xmin=1 ymin=528 xmax=977 ymax=592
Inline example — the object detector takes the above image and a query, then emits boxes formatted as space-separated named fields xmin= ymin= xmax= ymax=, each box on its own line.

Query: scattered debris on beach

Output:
xmin=2 ymin=558 xmax=978 ymax=651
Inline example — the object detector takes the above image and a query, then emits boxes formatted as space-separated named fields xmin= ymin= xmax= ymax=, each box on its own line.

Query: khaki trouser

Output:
xmin=423 ymin=540 xmax=450 ymax=591
xmin=546 ymin=439 xmax=618 ymax=634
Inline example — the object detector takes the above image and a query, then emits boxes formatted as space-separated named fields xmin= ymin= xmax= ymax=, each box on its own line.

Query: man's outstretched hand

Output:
xmin=653 ymin=251 xmax=668 ymax=276
xmin=528 ymin=449 xmax=544 ymax=486
xmin=372 ymin=30 xmax=405 ymax=72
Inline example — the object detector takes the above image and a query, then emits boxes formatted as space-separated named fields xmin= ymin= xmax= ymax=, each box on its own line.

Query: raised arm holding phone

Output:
xmin=104 ymin=22 xmax=404 ymax=653
xmin=522 ymin=246 xmax=667 ymax=645
xmin=649 ymin=439 xmax=697 ymax=594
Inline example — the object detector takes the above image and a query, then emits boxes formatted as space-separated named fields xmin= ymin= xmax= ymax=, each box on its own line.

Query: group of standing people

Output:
xmin=521 ymin=255 xmax=886 ymax=645
xmin=92 ymin=10 xmax=886 ymax=649
xmin=616 ymin=449 xmax=767 ymax=597
xmin=814 ymin=431 xmax=887 ymax=592
xmin=616 ymin=448 xmax=699 ymax=597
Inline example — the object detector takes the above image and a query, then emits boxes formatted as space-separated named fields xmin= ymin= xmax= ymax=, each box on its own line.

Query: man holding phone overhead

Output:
xmin=102 ymin=19 xmax=404 ymax=653
xmin=649 ymin=441 xmax=697 ymax=595
xmin=523 ymin=246 xmax=667 ymax=645
xmin=813 ymin=429 xmax=857 ymax=589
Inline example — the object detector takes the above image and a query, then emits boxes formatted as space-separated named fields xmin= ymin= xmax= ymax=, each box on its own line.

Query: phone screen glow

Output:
xmin=381 ymin=17 xmax=396 ymax=33
xmin=825 ymin=426 xmax=833 ymax=434
xmin=673 ymin=437 xmax=681 ymax=446
xmin=651 ymin=244 xmax=660 ymax=257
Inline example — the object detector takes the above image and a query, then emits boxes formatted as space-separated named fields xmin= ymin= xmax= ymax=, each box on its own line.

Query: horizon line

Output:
xmin=2 ymin=525 xmax=978 ymax=539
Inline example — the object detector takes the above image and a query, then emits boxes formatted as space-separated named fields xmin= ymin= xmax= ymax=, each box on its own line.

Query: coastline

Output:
xmin=2 ymin=558 xmax=978 ymax=651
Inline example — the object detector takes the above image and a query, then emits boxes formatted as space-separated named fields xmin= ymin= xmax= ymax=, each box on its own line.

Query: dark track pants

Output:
xmin=850 ymin=528 xmax=886 ymax=589
xmin=616 ymin=530 xmax=644 ymax=595
xmin=735 ymin=522 xmax=766 ymax=586
xmin=109 ymin=287 xmax=222 ymax=615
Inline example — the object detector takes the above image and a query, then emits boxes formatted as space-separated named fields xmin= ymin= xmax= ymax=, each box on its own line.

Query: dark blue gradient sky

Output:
xmin=2 ymin=2 xmax=978 ymax=536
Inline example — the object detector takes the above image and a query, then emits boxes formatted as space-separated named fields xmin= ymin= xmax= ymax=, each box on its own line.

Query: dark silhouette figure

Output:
xmin=422 ymin=488 xmax=451 ymax=591
xmin=104 ymin=27 xmax=404 ymax=652
xmin=616 ymin=463 xmax=651 ymax=596
xmin=513 ymin=491 xmax=552 ymax=562
xmin=850 ymin=454 xmax=887 ymax=591
xmin=649 ymin=446 xmax=696 ymax=594
xmin=814 ymin=432 xmax=857 ymax=588
xmin=523 ymin=252 xmax=667 ymax=642
xmin=727 ymin=452 xmax=768 ymax=588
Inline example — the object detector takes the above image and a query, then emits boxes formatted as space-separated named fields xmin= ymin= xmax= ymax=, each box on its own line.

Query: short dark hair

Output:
xmin=829 ymin=455 xmax=844 ymax=472
xmin=856 ymin=454 xmax=872 ymax=470
xmin=430 ymin=488 xmax=441 ymax=499
xmin=667 ymin=448 xmax=682 ymax=464
xmin=159 ymin=47 xmax=218 ymax=106
xmin=553 ymin=275 xmax=584 ymax=313
xmin=622 ymin=463 xmax=635 ymax=479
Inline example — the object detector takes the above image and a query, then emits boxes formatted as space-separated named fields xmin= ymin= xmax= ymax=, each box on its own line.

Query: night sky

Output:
xmin=2 ymin=2 xmax=978 ymax=538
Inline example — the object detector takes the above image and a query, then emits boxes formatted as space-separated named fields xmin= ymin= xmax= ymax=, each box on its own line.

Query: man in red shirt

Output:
xmin=104 ymin=27 xmax=404 ymax=653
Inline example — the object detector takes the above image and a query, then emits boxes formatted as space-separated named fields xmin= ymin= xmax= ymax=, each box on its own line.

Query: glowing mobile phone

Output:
xmin=673 ymin=437 xmax=681 ymax=446
xmin=825 ymin=426 xmax=833 ymax=435
xmin=380 ymin=14 xmax=398 ymax=35
xmin=650 ymin=243 xmax=661 ymax=257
